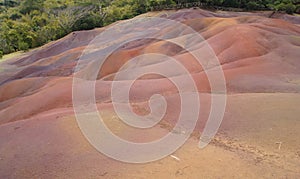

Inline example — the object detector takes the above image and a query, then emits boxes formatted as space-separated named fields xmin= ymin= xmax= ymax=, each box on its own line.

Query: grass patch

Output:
xmin=0 ymin=51 xmax=24 ymax=62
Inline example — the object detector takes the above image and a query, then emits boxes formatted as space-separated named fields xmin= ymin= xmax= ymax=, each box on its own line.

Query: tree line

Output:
xmin=0 ymin=0 xmax=299 ymax=58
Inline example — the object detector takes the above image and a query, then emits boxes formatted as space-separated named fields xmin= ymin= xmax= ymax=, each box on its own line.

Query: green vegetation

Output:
xmin=0 ymin=0 xmax=299 ymax=57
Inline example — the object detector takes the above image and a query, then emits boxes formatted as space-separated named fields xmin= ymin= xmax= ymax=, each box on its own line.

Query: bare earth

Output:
xmin=0 ymin=8 xmax=300 ymax=178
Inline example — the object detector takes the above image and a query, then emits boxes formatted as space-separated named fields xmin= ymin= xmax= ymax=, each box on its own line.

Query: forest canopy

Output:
xmin=0 ymin=0 xmax=300 ymax=58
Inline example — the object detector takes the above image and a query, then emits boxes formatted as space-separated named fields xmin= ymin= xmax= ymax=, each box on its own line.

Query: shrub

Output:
xmin=296 ymin=5 xmax=300 ymax=14
xmin=285 ymin=3 xmax=296 ymax=14
xmin=18 ymin=41 xmax=29 ymax=51
xmin=275 ymin=1 xmax=296 ymax=14
xmin=246 ymin=1 xmax=263 ymax=10
xmin=72 ymin=13 xmax=103 ymax=31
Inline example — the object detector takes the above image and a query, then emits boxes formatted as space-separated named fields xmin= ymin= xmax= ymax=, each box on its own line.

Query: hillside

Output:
xmin=1 ymin=0 xmax=300 ymax=57
xmin=0 ymin=8 xmax=300 ymax=178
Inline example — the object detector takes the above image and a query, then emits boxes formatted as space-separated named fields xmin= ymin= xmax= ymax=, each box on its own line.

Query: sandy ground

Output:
xmin=0 ymin=93 xmax=299 ymax=178
xmin=0 ymin=8 xmax=300 ymax=178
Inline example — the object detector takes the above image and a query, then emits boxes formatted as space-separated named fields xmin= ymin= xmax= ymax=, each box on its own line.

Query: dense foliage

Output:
xmin=0 ymin=0 xmax=299 ymax=58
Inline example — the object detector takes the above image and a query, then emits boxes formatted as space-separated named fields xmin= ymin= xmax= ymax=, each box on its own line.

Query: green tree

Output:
xmin=18 ymin=41 xmax=29 ymax=51
xmin=284 ymin=3 xmax=296 ymax=14
xmin=20 ymin=0 xmax=44 ymax=14
xmin=0 ymin=50 xmax=3 ymax=58
xmin=246 ymin=1 xmax=262 ymax=10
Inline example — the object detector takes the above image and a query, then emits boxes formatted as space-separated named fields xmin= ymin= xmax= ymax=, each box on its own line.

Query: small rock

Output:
xmin=275 ymin=142 xmax=282 ymax=150
xmin=170 ymin=155 xmax=180 ymax=161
